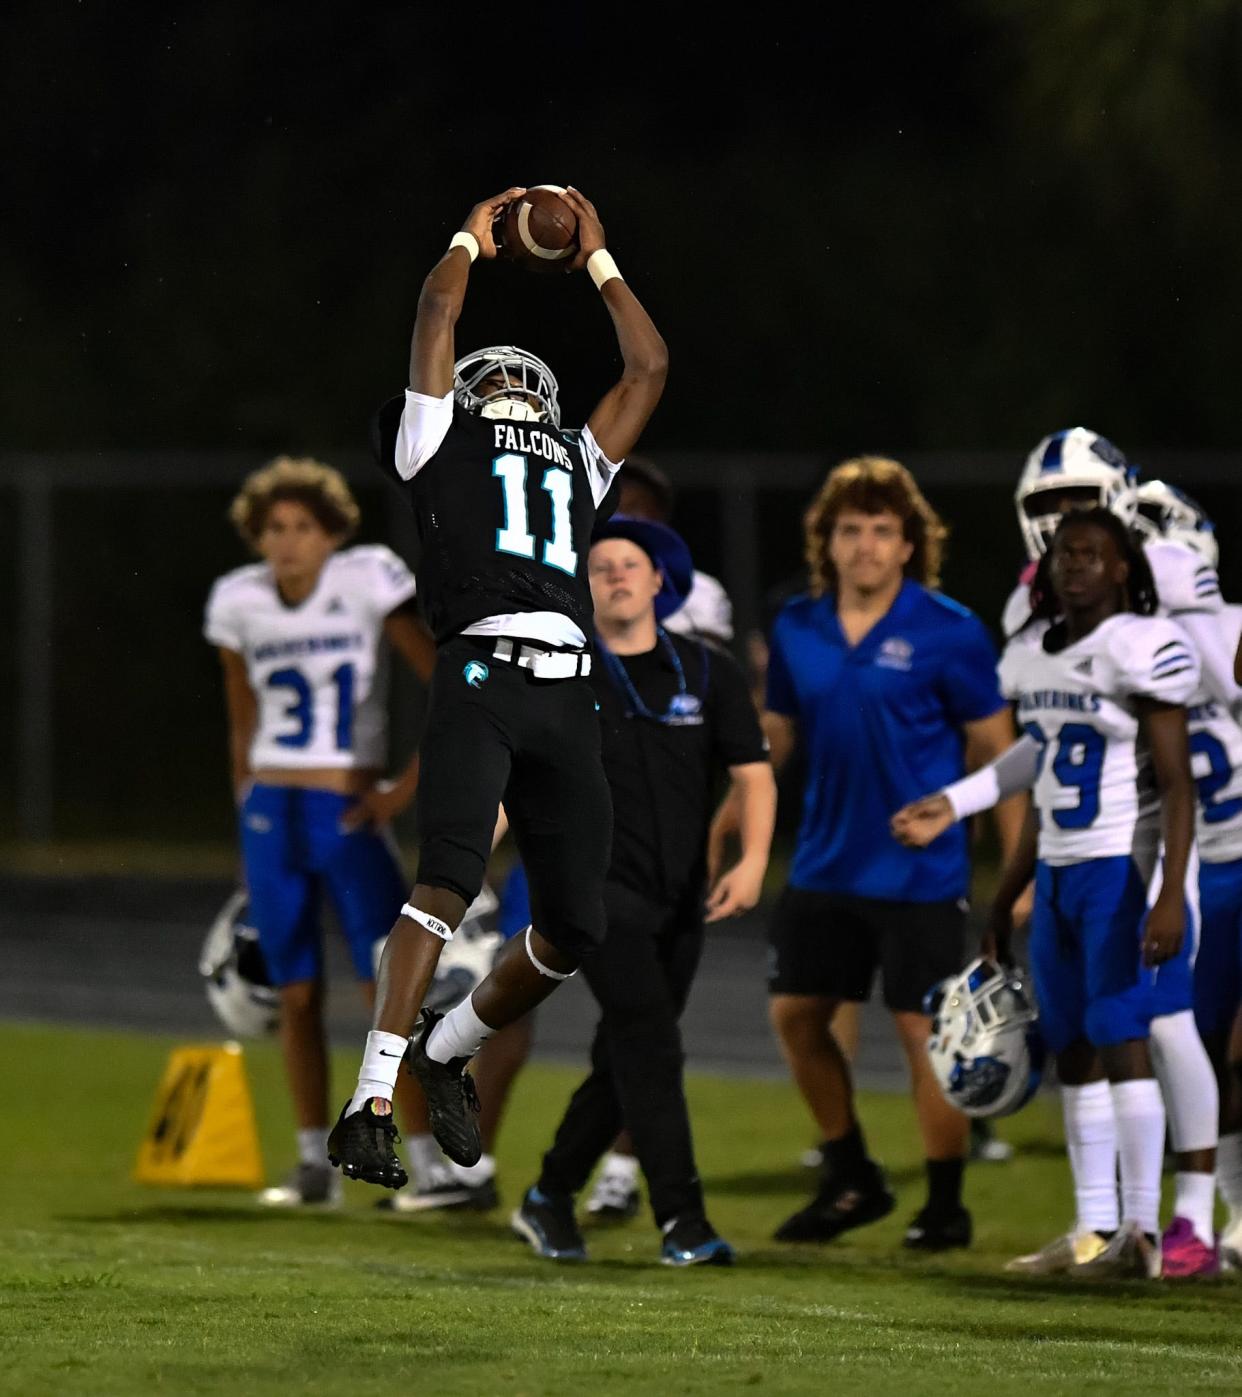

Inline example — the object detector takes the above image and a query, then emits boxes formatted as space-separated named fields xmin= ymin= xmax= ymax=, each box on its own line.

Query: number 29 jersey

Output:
xmin=203 ymin=545 xmax=418 ymax=770
xmin=1186 ymin=604 xmax=1242 ymax=864
xmin=998 ymin=613 xmax=1200 ymax=865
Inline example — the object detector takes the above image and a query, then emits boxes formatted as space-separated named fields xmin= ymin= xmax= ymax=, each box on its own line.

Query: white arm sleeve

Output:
xmin=577 ymin=425 xmax=623 ymax=507
xmin=395 ymin=389 xmax=454 ymax=480
xmin=1177 ymin=609 xmax=1242 ymax=710
xmin=944 ymin=735 xmax=1040 ymax=819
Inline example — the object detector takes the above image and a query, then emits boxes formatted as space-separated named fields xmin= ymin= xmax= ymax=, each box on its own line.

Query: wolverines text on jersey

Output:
xmin=204 ymin=545 xmax=417 ymax=770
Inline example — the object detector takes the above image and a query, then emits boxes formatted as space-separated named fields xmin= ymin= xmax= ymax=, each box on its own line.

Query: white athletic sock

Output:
xmin=405 ymin=1133 xmax=453 ymax=1190
xmin=297 ymin=1127 xmax=330 ymax=1167
xmin=451 ymin=1154 xmax=496 ymax=1187
xmin=1173 ymin=1171 xmax=1217 ymax=1246
xmin=1149 ymin=1010 xmax=1219 ymax=1153
xmin=1217 ymin=1132 xmax=1242 ymax=1209
xmin=599 ymin=1150 xmax=640 ymax=1185
xmin=1111 ymin=1078 xmax=1166 ymax=1236
xmin=346 ymin=1030 xmax=408 ymax=1116
xmin=1061 ymin=1081 xmax=1119 ymax=1234
xmin=426 ymin=993 xmax=494 ymax=1065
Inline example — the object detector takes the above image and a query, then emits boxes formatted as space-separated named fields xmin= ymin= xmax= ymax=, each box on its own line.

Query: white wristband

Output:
xmin=587 ymin=249 xmax=622 ymax=290
xmin=449 ymin=231 xmax=479 ymax=263
xmin=944 ymin=766 xmax=1002 ymax=821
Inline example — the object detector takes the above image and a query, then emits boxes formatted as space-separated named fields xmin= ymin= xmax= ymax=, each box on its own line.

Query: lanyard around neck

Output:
xmin=598 ymin=627 xmax=688 ymax=722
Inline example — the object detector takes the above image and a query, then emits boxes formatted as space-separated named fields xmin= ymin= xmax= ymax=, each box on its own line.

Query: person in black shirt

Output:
xmin=511 ymin=516 xmax=776 ymax=1265
xmin=329 ymin=186 xmax=668 ymax=1189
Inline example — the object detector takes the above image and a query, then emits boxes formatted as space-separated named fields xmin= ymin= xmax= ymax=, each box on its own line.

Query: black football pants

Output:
xmin=414 ymin=636 xmax=612 ymax=960
xmin=537 ymin=881 xmax=707 ymax=1228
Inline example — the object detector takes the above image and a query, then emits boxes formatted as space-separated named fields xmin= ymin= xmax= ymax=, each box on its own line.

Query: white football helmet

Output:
xmin=199 ymin=890 xmax=279 ymax=1038
xmin=1014 ymin=427 xmax=1139 ymax=561
xmin=1134 ymin=479 xmax=1219 ymax=567
xmin=925 ymin=958 xmax=1044 ymax=1118
xmin=371 ymin=882 xmax=504 ymax=1014
xmin=454 ymin=346 xmax=560 ymax=426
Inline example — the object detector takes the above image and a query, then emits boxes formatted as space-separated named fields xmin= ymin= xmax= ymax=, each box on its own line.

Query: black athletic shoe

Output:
xmin=773 ymin=1164 xmax=896 ymax=1243
xmin=404 ymin=1009 xmax=482 ymax=1168
xmin=661 ymin=1215 xmax=735 ymax=1267
xmin=326 ymin=1099 xmax=408 ymax=1190
xmin=902 ymin=1203 xmax=973 ymax=1251
xmin=511 ymin=1186 xmax=587 ymax=1261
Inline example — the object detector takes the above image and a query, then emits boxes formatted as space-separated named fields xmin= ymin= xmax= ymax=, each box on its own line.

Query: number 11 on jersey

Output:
xmin=493 ymin=452 xmax=577 ymax=575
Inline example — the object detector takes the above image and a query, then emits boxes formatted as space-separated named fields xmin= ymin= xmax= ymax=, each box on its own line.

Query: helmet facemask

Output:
xmin=453 ymin=347 xmax=561 ymax=427
xmin=1135 ymin=479 xmax=1219 ymax=567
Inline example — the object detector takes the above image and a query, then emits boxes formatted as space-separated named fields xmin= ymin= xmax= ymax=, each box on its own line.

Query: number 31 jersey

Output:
xmin=998 ymin=613 xmax=1200 ymax=865
xmin=203 ymin=545 xmax=417 ymax=770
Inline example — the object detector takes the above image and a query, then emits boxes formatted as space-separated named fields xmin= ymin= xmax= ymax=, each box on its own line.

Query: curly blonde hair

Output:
xmin=229 ymin=457 xmax=360 ymax=549
xmin=805 ymin=456 xmax=947 ymax=597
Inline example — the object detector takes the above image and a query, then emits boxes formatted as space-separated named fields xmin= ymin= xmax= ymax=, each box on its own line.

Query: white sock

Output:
xmin=1149 ymin=1010 xmax=1219 ymax=1152
xmin=1217 ymin=1132 xmax=1242 ymax=1210
xmin=451 ymin=1154 xmax=496 ymax=1187
xmin=1061 ymin=1081 xmax=1119 ymax=1234
xmin=297 ymin=1127 xmax=330 ymax=1167
xmin=1173 ymin=1171 xmax=1217 ymax=1246
xmin=346 ymin=1029 xmax=408 ymax=1116
xmin=405 ymin=1133 xmax=453 ymax=1190
xmin=1111 ymin=1078 xmax=1166 ymax=1236
xmin=426 ymin=993 xmax=494 ymax=1065
xmin=599 ymin=1150 xmax=640 ymax=1185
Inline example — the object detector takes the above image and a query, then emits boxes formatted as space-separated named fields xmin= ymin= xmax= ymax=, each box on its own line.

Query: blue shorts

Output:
xmin=239 ymin=784 xmax=407 ymax=985
xmin=1195 ymin=857 xmax=1242 ymax=1038
xmin=1031 ymin=856 xmax=1195 ymax=1054
xmin=498 ymin=862 xmax=532 ymax=941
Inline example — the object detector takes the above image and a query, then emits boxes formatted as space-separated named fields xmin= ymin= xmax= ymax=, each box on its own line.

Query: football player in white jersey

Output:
xmin=896 ymin=508 xmax=1219 ymax=1276
xmin=204 ymin=457 xmax=435 ymax=1206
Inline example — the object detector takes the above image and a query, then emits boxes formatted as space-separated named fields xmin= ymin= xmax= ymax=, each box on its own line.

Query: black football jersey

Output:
xmin=372 ymin=397 xmax=615 ymax=644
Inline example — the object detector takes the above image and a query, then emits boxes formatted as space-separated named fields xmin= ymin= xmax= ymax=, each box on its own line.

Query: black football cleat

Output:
xmin=902 ymin=1202 xmax=973 ymax=1251
xmin=326 ymin=1098 xmax=408 ymax=1190
xmin=405 ymin=1009 xmax=482 ymax=1168
xmin=661 ymin=1215 xmax=735 ymax=1267
xmin=773 ymin=1163 xmax=896 ymax=1243
xmin=511 ymin=1186 xmax=587 ymax=1261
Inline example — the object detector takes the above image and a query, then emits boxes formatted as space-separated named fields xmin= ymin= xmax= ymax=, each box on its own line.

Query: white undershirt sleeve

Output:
xmin=395 ymin=389 xmax=454 ymax=481
xmin=578 ymin=425 xmax=623 ymax=507
xmin=943 ymin=735 xmax=1040 ymax=820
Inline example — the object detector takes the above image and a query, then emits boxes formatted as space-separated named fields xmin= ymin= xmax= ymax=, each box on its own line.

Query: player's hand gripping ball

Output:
xmin=496 ymin=186 xmax=579 ymax=273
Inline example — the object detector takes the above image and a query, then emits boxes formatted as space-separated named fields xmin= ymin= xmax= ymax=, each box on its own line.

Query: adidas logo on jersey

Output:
xmin=1073 ymin=658 xmax=1094 ymax=676
xmin=325 ymin=597 xmax=346 ymax=614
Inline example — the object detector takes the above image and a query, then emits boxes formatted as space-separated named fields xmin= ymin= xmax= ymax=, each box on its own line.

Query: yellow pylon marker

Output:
xmin=134 ymin=1042 xmax=264 ymax=1188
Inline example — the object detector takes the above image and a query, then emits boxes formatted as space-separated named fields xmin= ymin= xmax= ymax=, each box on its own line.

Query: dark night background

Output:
xmin=3 ymin=1 xmax=1242 ymax=844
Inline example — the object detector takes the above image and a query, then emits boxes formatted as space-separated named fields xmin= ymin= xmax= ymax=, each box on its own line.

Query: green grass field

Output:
xmin=2 ymin=1022 xmax=1239 ymax=1395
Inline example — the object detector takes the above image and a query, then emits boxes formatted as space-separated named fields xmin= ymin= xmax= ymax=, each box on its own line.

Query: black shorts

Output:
xmin=767 ymin=885 xmax=967 ymax=1013
xmin=414 ymin=637 xmax=613 ymax=962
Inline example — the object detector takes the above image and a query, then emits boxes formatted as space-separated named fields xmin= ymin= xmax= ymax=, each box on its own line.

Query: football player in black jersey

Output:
xmin=328 ymin=186 xmax=668 ymax=1188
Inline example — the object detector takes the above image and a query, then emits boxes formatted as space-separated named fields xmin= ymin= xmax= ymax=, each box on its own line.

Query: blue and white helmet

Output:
xmin=1135 ymin=479 xmax=1219 ymax=568
xmin=925 ymin=959 xmax=1044 ymax=1118
xmin=1015 ymin=427 xmax=1139 ymax=561
xmin=199 ymin=889 xmax=279 ymax=1039
xmin=453 ymin=346 xmax=561 ymax=426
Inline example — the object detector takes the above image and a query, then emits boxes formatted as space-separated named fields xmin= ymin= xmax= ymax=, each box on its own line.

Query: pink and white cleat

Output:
xmin=1160 ymin=1216 xmax=1220 ymax=1279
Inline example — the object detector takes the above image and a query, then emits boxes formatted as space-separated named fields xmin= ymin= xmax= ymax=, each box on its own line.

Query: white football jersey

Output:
xmin=663 ymin=569 xmax=734 ymax=643
xmin=204 ymin=545 xmax=418 ymax=770
xmin=1001 ymin=537 xmax=1223 ymax=640
xmin=1186 ymin=604 xmax=1242 ymax=864
xmin=999 ymin=613 xmax=1199 ymax=865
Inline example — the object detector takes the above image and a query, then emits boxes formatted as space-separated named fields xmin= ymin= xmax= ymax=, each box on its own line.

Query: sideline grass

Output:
xmin=1 ymin=1022 xmax=1239 ymax=1395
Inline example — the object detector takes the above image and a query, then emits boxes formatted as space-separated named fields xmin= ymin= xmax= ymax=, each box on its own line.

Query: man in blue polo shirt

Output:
xmin=764 ymin=457 xmax=1023 ymax=1250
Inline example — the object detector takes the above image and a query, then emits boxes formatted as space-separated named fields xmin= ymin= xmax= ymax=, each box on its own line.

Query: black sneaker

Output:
xmin=661 ymin=1215 xmax=735 ymax=1267
xmin=511 ymin=1186 xmax=587 ymax=1261
xmin=902 ymin=1203 xmax=972 ymax=1251
xmin=773 ymin=1163 xmax=895 ymax=1243
xmin=326 ymin=1099 xmax=408 ymax=1190
xmin=404 ymin=1010 xmax=482 ymax=1168
xmin=258 ymin=1163 xmax=342 ymax=1209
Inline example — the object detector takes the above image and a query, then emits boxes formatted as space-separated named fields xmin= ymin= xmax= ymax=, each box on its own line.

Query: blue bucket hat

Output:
xmin=590 ymin=514 xmax=694 ymax=621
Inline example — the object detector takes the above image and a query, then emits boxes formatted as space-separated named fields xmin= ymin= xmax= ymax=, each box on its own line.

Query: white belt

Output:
xmin=493 ymin=637 xmax=591 ymax=679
